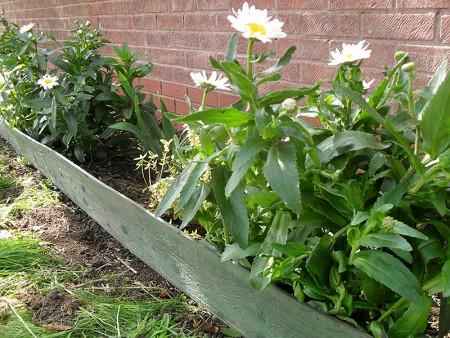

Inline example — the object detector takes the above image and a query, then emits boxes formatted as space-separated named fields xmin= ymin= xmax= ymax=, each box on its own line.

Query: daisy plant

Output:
xmin=190 ymin=70 xmax=230 ymax=110
xmin=159 ymin=3 xmax=450 ymax=337
xmin=37 ymin=74 xmax=59 ymax=90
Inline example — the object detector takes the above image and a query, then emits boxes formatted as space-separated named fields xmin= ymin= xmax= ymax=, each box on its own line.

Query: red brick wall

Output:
xmin=1 ymin=0 xmax=449 ymax=114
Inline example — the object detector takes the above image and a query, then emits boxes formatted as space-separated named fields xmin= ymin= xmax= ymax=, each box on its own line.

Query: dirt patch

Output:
xmin=20 ymin=289 xmax=83 ymax=325
xmin=1 ymin=137 xmax=227 ymax=336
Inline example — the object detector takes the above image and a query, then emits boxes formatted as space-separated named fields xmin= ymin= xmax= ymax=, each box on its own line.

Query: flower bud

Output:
xmin=281 ymin=98 xmax=297 ymax=113
xmin=382 ymin=216 xmax=394 ymax=230
xmin=394 ymin=51 xmax=407 ymax=61
xmin=401 ymin=62 xmax=416 ymax=73
xmin=267 ymin=257 xmax=275 ymax=268
xmin=77 ymin=29 xmax=83 ymax=35
xmin=85 ymin=20 xmax=91 ymax=26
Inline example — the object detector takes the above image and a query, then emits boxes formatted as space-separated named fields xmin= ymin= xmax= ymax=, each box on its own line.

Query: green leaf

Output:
xmin=220 ymin=61 xmax=255 ymax=101
xmin=331 ymin=81 xmax=424 ymax=174
xmin=221 ymin=242 xmax=261 ymax=262
xmin=118 ymin=71 xmax=135 ymax=103
xmin=263 ymin=142 xmax=301 ymax=214
xmin=166 ymin=108 xmax=253 ymax=127
xmin=175 ymin=162 xmax=209 ymax=213
xmin=155 ymin=160 xmax=198 ymax=217
xmin=225 ymin=136 xmax=267 ymax=196
xmin=180 ymin=184 xmax=211 ymax=229
xmin=306 ymin=234 xmax=334 ymax=284
xmin=258 ymin=85 xmax=319 ymax=108
xmin=225 ymin=32 xmax=238 ymax=62
xmin=443 ymin=260 xmax=450 ymax=297
xmin=103 ymin=121 xmax=152 ymax=151
xmin=413 ymin=227 xmax=443 ymax=265
xmin=272 ymin=242 xmax=309 ymax=257
xmin=358 ymin=233 xmax=413 ymax=251
xmin=212 ymin=166 xmax=249 ymax=248
xmin=393 ymin=220 xmax=428 ymax=240
xmin=161 ymin=100 xmax=175 ymax=140
xmin=373 ymin=181 xmax=408 ymax=210
xmin=250 ymin=210 xmax=290 ymax=291
xmin=353 ymin=250 xmax=423 ymax=303
xmin=388 ymin=295 xmax=433 ymax=338
xmin=260 ymin=46 xmax=296 ymax=75
xmin=311 ymin=130 xmax=388 ymax=167
xmin=243 ymin=189 xmax=279 ymax=207
xmin=421 ymin=65 xmax=450 ymax=159
xmin=95 ymin=91 xmax=123 ymax=103
xmin=415 ymin=61 xmax=447 ymax=120
xmin=63 ymin=111 xmax=78 ymax=138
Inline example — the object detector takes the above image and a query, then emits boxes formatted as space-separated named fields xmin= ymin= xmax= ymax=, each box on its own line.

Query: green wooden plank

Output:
xmin=0 ymin=122 xmax=369 ymax=338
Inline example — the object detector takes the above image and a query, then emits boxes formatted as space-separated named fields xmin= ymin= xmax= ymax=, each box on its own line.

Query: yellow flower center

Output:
xmin=346 ymin=53 xmax=353 ymax=59
xmin=44 ymin=78 xmax=53 ymax=84
xmin=246 ymin=23 xmax=267 ymax=36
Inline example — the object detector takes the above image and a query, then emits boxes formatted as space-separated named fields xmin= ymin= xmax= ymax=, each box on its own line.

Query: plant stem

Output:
xmin=223 ymin=221 xmax=230 ymax=245
xmin=247 ymin=38 xmax=255 ymax=80
xmin=200 ymin=89 xmax=208 ymax=111
xmin=377 ymin=297 xmax=408 ymax=323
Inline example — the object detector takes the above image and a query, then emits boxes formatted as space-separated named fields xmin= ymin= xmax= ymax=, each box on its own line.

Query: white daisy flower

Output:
xmin=227 ymin=2 xmax=286 ymax=43
xmin=363 ymin=79 xmax=375 ymax=90
xmin=329 ymin=40 xmax=372 ymax=66
xmin=190 ymin=70 xmax=231 ymax=91
xmin=37 ymin=74 xmax=59 ymax=90
xmin=19 ymin=23 xmax=34 ymax=34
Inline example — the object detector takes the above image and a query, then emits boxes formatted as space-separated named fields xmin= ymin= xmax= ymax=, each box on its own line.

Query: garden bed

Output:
xmin=0 ymin=122 xmax=369 ymax=338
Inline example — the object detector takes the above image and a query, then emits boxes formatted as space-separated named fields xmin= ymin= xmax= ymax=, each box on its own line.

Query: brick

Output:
xmin=442 ymin=15 xmax=450 ymax=44
xmin=157 ymin=13 xmax=184 ymax=30
xmin=397 ymin=0 xmax=449 ymax=8
xmin=329 ymin=0 xmax=392 ymax=9
xmin=187 ymin=86 xmax=220 ymax=106
xmin=196 ymin=0 xmax=231 ymax=11
xmin=133 ymin=15 xmax=157 ymax=30
xmin=199 ymin=32 xmax=230 ymax=52
xmin=303 ymin=13 xmax=360 ymax=38
xmin=219 ymin=92 xmax=239 ymax=106
xmin=146 ymin=31 xmax=171 ymax=48
xmin=299 ymin=62 xmax=336 ymax=85
xmin=161 ymin=81 xmax=186 ymax=99
xmin=171 ymin=31 xmax=201 ymax=49
xmin=278 ymin=13 xmax=303 ymax=36
xmin=173 ymin=66 xmax=195 ymax=85
xmin=154 ymin=48 xmax=186 ymax=66
xmin=151 ymin=63 xmax=175 ymax=82
xmin=362 ymin=13 xmax=435 ymax=40
xmin=156 ymin=96 xmax=176 ymax=113
xmin=186 ymin=50 xmax=216 ymax=69
xmin=124 ymin=31 xmax=146 ymax=46
xmin=230 ymin=0 xmax=275 ymax=11
xmin=276 ymin=0 xmax=327 ymax=10
xmin=396 ymin=44 xmax=450 ymax=72
xmin=171 ymin=0 xmax=196 ymax=12
xmin=185 ymin=13 xmax=217 ymax=31
xmin=175 ymin=99 xmax=190 ymax=115
xmin=143 ymin=1 xmax=168 ymax=13
xmin=279 ymin=61 xmax=300 ymax=82
xmin=277 ymin=38 xmax=329 ymax=62
xmin=139 ymin=78 xmax=161 ymax=93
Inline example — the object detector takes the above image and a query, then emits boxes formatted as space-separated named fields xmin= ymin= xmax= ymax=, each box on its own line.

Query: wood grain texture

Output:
xmin=0 ymin=122 xmax=369 ymax=338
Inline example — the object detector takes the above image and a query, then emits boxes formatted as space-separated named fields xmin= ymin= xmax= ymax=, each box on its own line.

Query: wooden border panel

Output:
xmin=0 ymin=122 xmax=369 ymax=338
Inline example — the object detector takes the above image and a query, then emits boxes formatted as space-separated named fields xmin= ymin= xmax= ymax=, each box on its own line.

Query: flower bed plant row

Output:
xmin=1 ymin=3 xmax=450 ymax=337
xmin=0 ymin=121 xmax=368 ymax=338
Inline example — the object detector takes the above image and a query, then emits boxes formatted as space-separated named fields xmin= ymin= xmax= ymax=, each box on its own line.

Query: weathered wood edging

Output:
xmin=0 ymin=121 xmax=369 ymax=338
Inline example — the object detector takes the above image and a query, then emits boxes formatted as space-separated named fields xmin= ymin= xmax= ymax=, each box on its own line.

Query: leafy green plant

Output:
xmin=156 ymin=3 xmax=450 ymax=336
xmin=0 ymin=16 xmax=168 ymax=162
xmin=100 ymin=42 xmax=170 ymax=156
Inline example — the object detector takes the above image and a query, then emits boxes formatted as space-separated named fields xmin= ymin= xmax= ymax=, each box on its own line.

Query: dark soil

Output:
xmin=0 ymin=137 xmax=227 ymax=336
